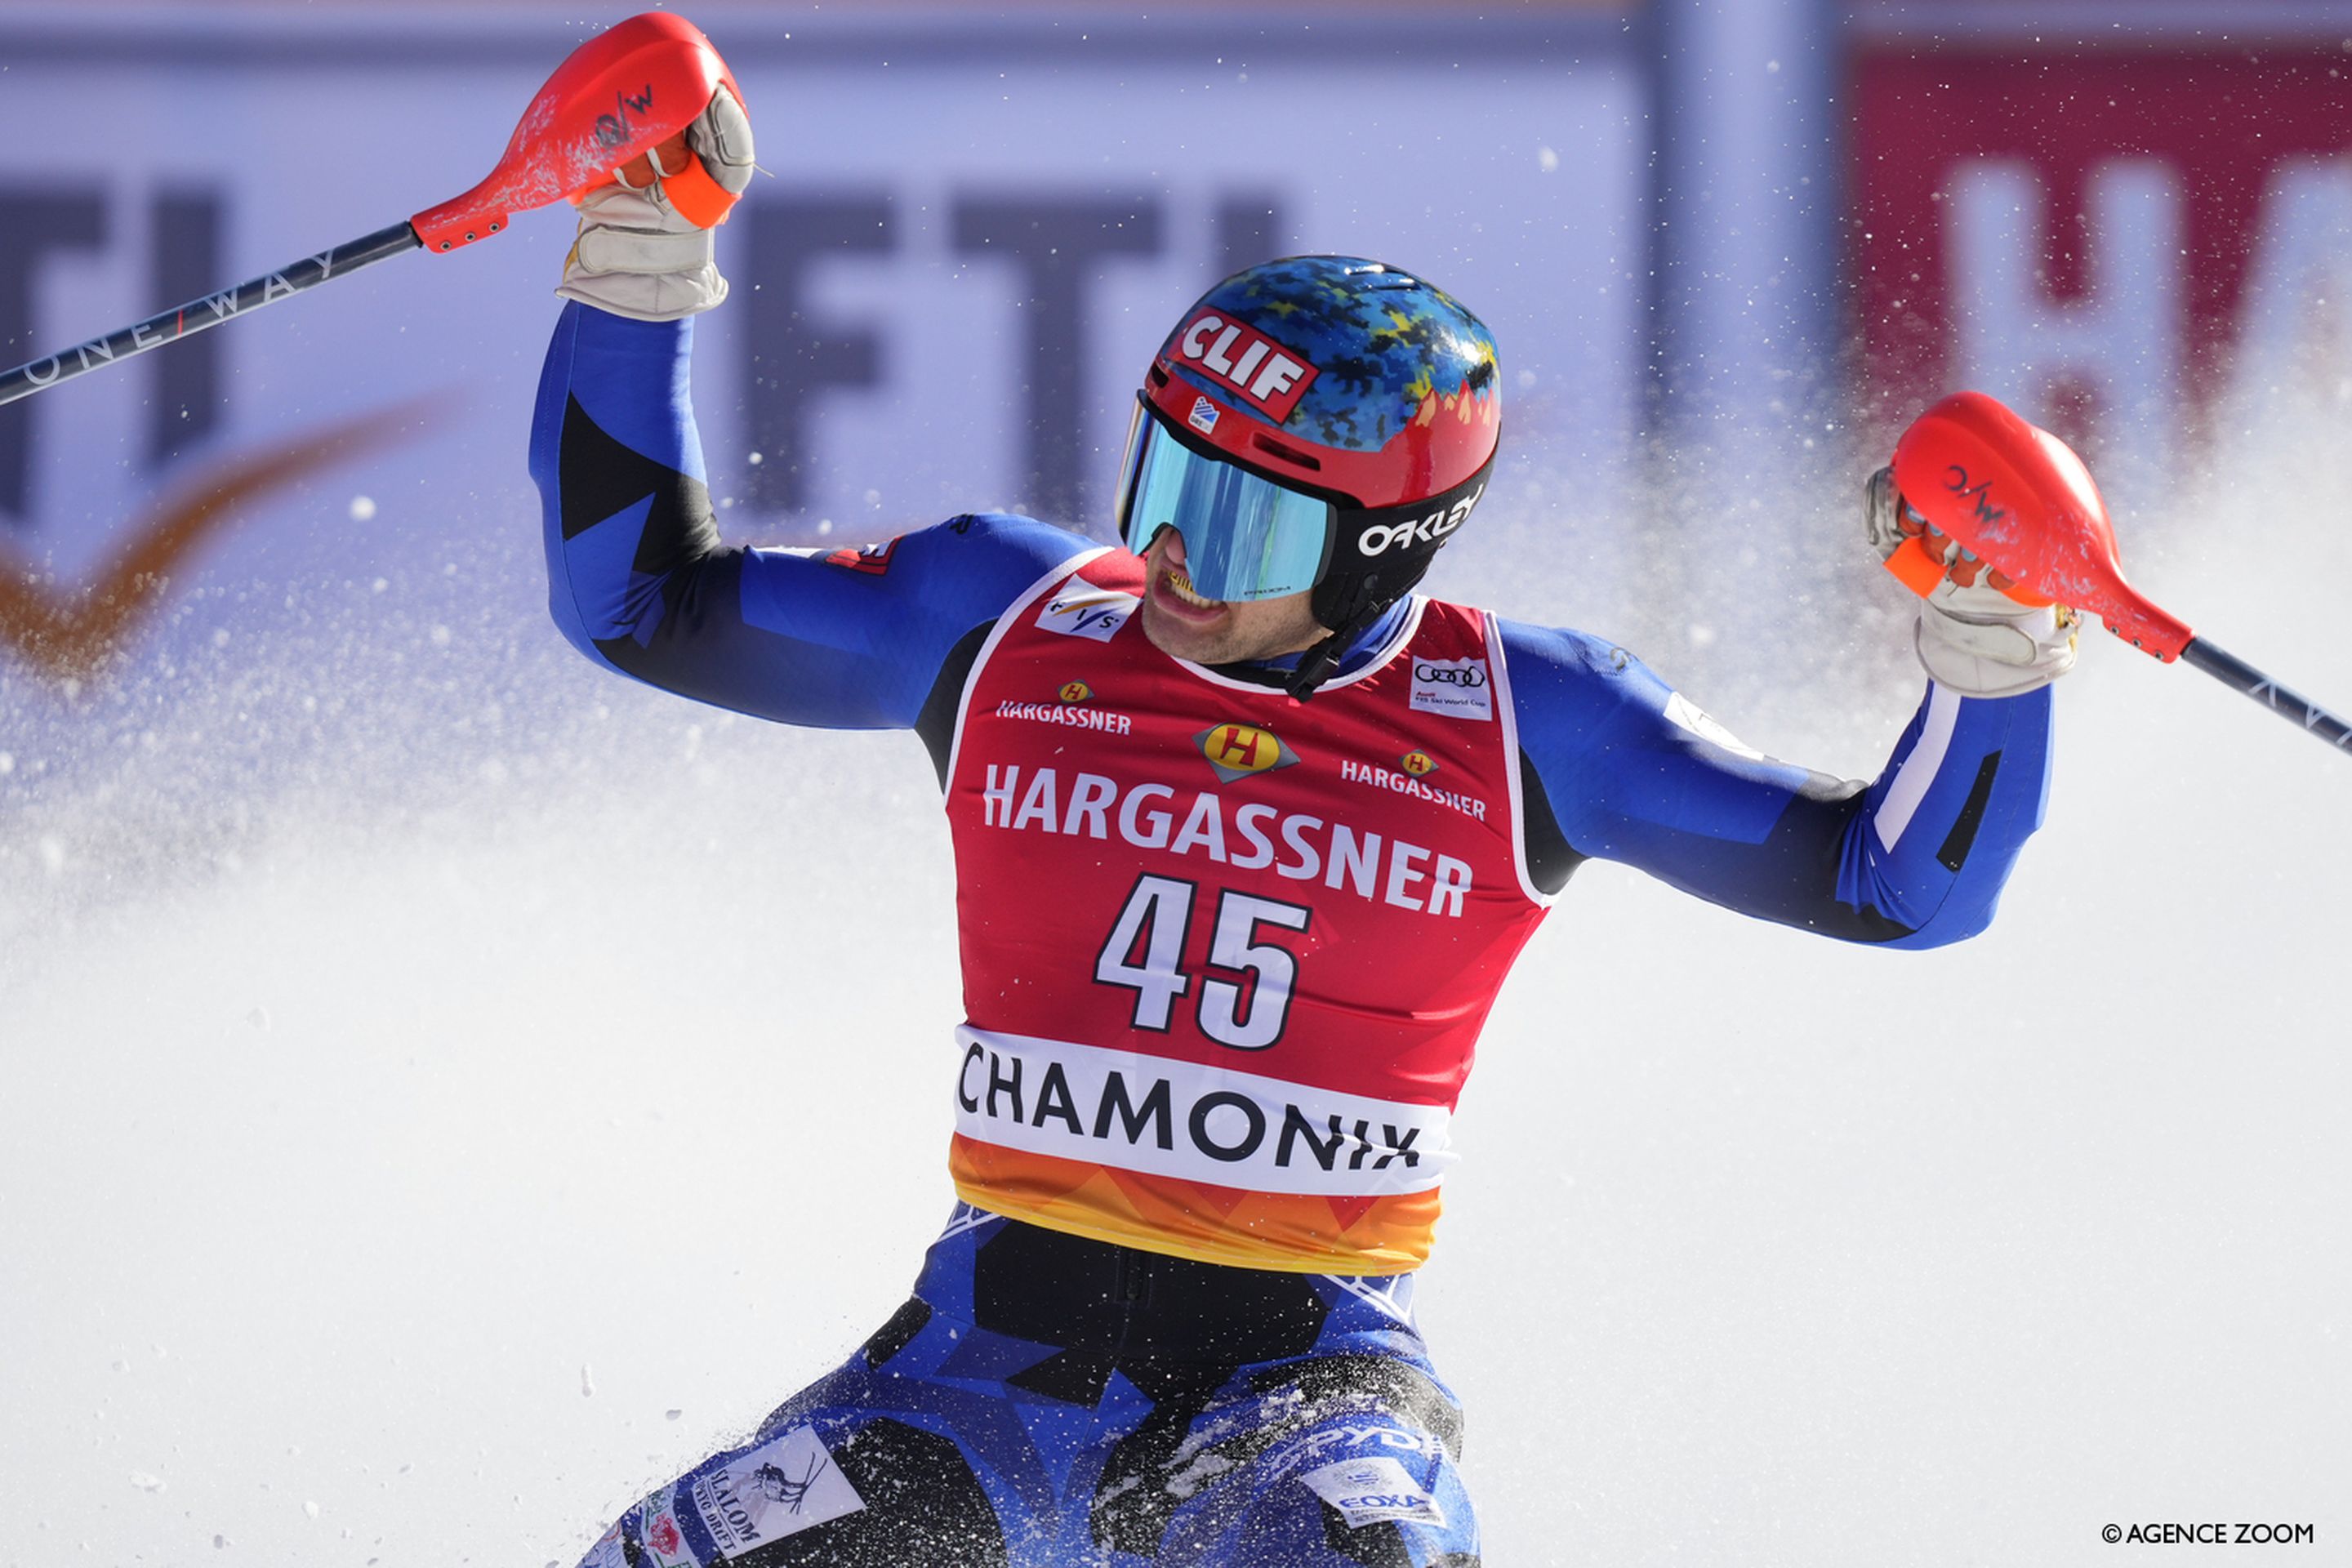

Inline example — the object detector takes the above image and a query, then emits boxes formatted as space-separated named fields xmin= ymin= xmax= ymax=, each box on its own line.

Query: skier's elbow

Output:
xmin=1876 ymin=893 xmax=2002 ymax=952
xmin=544 ymin=576 xmax=625 ymax=674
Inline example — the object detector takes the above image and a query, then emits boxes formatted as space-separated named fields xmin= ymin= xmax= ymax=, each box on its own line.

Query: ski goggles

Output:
xmin=1114 ymin=395 xmax=1335 ymax=603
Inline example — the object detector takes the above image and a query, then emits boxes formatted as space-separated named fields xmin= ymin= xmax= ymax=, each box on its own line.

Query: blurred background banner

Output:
xmin=1849 ymin=2 xmax=2352 ymax=507
xmin=0 ymin=3 xmax=1643 ymax=702
xmin=14 ymin=2 xmax=2352 ymax=702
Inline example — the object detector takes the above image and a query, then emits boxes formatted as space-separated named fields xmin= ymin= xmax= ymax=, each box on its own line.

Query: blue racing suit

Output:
xmin=534 ymin=303 xmax=2054 ymax=1567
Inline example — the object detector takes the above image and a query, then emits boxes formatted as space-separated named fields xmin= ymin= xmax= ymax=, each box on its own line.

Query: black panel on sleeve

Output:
xmin=558 ymin=393 xmax=720 ymax=571
xmin=1517 ymin=748 xmax=1586 ymax=895
xmin=919 ymin=621 xmax=1000 ymax=789
xmin=1936 ymin=751 xmax=2003 ymax=874
xmin=1756 ymin=780 xmax=1918 ymax=943
xmin=559 ymin=390 xmax=759 ymax=703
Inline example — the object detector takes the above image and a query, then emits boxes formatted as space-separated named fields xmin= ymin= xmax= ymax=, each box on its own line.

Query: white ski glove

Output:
xmin=1865 ymin=465 xmax=2079 ymax=698
xmin=556 ymin=86 xmax=755 ymax=322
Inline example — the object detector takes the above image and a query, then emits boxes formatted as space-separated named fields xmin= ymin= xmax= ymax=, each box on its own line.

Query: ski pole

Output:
xmin=1889 ymin=390 xmax=2351 ymax=759
xmin=0 ymin=11 xmax=737 ymax=411
xmin=2175 ymin=637 xmax=2351 ymax=751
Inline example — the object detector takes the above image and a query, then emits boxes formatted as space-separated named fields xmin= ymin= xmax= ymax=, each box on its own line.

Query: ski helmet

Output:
xmin=1113 ymin=256 xmax=1501 ymax=681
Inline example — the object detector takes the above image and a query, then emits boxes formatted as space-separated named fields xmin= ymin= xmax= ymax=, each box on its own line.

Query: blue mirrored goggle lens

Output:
xmin=1118 ymin=412 xmax=1330 ymax=603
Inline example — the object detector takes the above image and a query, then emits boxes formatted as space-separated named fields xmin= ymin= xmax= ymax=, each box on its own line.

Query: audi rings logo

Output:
xmin=1414 ymin=662 xmax=1486 ymax=689
xmin=1356 ymin=483 xmax=1485 ymax=556
xmin=1408 ymin=657 xmax=1494 ymax=720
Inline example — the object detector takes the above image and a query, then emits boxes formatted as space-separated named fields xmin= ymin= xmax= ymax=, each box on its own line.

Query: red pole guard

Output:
xmin=410 ymin=13 xmax=738 ymax=255
xmin=1891 ymin=390 xmax=2194 ymax=662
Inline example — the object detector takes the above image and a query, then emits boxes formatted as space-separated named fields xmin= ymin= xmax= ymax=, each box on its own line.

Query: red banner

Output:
xmin=1850 ymin=47 xmax=2352 ymax=448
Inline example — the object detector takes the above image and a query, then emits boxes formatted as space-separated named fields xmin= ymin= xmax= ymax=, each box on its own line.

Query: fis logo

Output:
xmin=1188 ymin=394 xmax=1221 ymax=434
xmin=1036 ymin=582 xmax=1140 ymax=642
xmin=1170 ymin=309 xmax=1319 ymax=421
xmin=1196 ymin=721 xmax=1300 ymax=784
xmin=1400 ymin=751 xmax=1437 ymax=777
xmin=1059 ymin=680 xmax=1092 ymax=704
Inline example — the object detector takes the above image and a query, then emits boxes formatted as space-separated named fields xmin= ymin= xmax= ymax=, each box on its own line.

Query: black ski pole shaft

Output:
xmin=2179 ymin=636 xmax=2352 ymax=755
xmin=0 ymin=220 xmax=421 ymax=409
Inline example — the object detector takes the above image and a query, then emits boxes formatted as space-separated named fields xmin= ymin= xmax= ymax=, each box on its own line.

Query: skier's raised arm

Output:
xmin=524 ymin=92 xmax=1089 ymax=738
xmin=1502 ymin=479 xmax=2075 ymax=950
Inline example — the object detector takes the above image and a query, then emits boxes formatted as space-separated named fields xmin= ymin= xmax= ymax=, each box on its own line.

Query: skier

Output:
xmin=542 ymin=89 xmax=2072 ymax=1568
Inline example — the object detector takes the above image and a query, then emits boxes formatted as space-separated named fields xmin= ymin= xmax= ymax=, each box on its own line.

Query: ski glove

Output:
xmin=1865 ymin=465 xmax=2079 ymax=699
xmin=556 ymin=86 xmax=755 ymax=322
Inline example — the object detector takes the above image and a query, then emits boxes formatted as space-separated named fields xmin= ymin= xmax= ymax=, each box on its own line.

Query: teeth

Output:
xmin=1165 ymin=569 xmax=1216 ymax=608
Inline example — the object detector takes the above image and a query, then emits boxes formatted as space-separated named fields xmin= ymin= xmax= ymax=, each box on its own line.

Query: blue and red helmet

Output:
xmin=1116 ymin=255 xmax=1501 ymax=637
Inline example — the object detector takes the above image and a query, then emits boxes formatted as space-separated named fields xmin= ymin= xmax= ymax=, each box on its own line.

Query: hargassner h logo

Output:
xmin=1195 ymin=721 xmax=1299 ymax=784
xmin=952 ymin=1027 xmax=1452 ymax=1196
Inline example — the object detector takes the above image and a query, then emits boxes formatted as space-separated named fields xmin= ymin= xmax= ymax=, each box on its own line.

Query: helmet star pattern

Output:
xmin=1163 ymin=257 xmax=1499 ymax=495
xmin=1132 ymin=256 xmax=1504 ymax=689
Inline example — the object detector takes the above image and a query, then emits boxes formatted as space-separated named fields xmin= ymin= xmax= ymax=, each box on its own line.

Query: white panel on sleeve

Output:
xmin=1873 ymin=682 xmax=1962 ymax=852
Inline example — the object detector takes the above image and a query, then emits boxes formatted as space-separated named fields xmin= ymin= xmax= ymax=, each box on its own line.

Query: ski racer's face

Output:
xmin=1138 ymin=525 xmax=1330 ymax=666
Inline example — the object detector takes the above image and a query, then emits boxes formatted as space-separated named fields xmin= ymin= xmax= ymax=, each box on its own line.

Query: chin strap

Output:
xmin=1282 ymin=576 xmax=1383 ymax=702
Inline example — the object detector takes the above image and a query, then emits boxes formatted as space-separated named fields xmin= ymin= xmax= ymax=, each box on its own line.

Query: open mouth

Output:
xmin=1161 ymin=567 xmax=1219 ymax=609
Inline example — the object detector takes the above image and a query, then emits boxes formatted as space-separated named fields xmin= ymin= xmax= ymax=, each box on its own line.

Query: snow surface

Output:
xmin=3 ymin=404 xmax=2347 ymax=1568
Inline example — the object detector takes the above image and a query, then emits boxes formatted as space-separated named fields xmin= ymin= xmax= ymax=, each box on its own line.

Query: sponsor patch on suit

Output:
xmin=1408 ymin=656 xmax=1492 ymax=721
xmin=1298 ymin=1454 xmax=1447 ymax=1528
xmin=688 ymin=1424 xmax=863 ymax=1557
xmin=1036 ymin=581 xmax=1140 ymax=642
